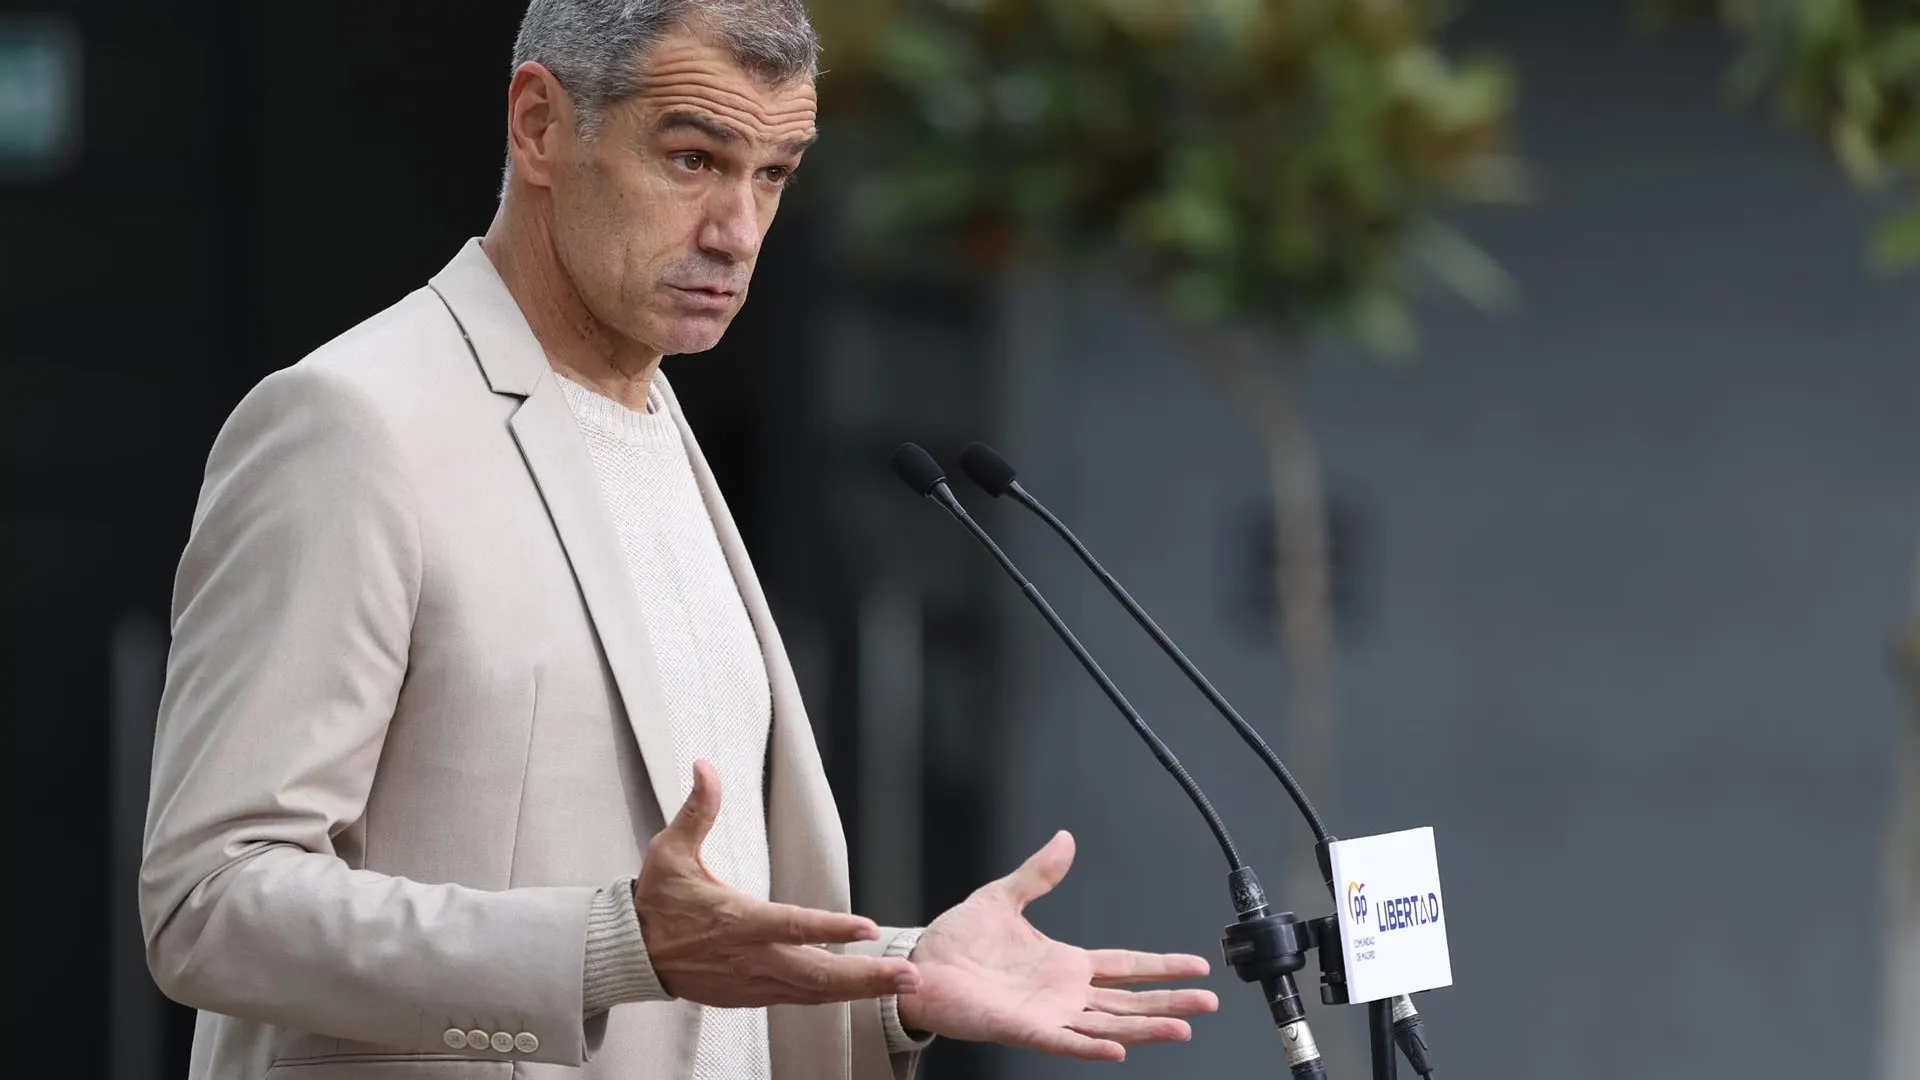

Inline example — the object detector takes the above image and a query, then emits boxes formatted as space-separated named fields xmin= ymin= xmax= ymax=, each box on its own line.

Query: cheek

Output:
xmin=557 ymin=163 xmax=663 ymax=299
xmin=597 ymin=169 xmax=693 ymax=270
xmin=554 ymin=162 xmax=624 ymax=263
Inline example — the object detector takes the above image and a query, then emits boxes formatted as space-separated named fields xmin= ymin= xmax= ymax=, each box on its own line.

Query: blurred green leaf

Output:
xmin=1408 ymin=221 xmax=1516 ymax=311
xmin=1166 ymin=268 xmax=1233 ymax=325
xmin=1870 ymin=27 xmax=1920 ymax=78
xmin=1348 ymin=287 xmax=1418 ymax=358
xmin=1442 ymin=153 xmax=1536 ymax=204
xmin=874 ymin=20 xmax=974 ymax=85
xmin=1872 ymin=204 xmax=1920 ymax=270
xmin=847 ymin=164 xmax=979 ymax=235
xmin=1144 ymin=189 xmax=1238 ymax=257
xmin=1834 ymin=118 xmax=1884 ymax=183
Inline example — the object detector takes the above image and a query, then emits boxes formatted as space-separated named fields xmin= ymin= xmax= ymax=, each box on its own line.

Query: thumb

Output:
xmin=1001 ymin=830 xmax=1074 ymax=910
xmin=665 ymin=761 xmax=723 ymax=850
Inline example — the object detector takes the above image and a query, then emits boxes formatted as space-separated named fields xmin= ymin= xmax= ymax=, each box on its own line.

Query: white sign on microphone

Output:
xmin=1328 ymin=827 xmax=1452 ymax=1003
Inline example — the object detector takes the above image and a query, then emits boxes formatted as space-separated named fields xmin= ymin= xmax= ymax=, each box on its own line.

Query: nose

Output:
xmin=696 ymin=178 xmax=764 ymax=266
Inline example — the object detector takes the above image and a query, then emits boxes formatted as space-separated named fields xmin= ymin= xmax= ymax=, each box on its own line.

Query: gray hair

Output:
xmin=511 ymin=0 xmax=820 ymax=135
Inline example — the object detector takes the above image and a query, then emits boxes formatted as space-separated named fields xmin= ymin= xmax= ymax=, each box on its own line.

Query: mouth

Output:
xmin=669 ymin=284 xmax=738 ymax=308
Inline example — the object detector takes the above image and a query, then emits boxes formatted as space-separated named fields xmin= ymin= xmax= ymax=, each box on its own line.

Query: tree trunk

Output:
xmin=1212 ymin=333 xmax=1340 ymax=909
xmin=1886 ymin=553 xmax=1920 ymax=1080
xmin=1209 ymin=330 xmax=1356 ymax=1061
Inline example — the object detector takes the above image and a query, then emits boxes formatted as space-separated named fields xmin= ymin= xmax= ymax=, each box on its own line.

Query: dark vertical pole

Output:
xmin=110 ymin=610 xmax=169 ymax=1080
xmin=1369 ymin=999 xmax=1398 ymax=1080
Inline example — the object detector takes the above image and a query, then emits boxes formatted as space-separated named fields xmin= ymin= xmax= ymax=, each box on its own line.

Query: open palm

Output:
xmin=897 ymin=831 xmax=1219 ymax=1061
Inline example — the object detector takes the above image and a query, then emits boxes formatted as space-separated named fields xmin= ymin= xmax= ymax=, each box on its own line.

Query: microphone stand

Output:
xmin=953 ymin=444 xmax=1435 ymax=1080
xmin=1371 ymin=1003 xmax=1398 ymax=1080
xmin=896 ymin=443 xmax=1436 ymax=1080
xmin=889 ymin=445 xmax=1335 ymax=1080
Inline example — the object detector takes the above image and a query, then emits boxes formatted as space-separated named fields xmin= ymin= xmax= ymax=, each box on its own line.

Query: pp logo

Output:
xmin=1347 ymin=881 xmax=1368 ymax=925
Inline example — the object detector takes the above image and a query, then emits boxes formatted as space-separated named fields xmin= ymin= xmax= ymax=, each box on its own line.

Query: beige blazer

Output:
xmin=139 ymin=240 xmax=918 ymax=1080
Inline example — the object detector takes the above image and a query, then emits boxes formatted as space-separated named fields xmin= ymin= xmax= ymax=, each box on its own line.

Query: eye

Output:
xmin=671 ymin=152 xmax=710 ymax=173
xmin=759 ymin=165 xmax=796 ymax=187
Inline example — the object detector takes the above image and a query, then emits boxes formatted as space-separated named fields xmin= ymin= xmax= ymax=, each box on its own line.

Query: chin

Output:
xmin=652 ymin=316 xmax=735 ymax=357
xmin=659 ymin=333 xmax=727 ymax=357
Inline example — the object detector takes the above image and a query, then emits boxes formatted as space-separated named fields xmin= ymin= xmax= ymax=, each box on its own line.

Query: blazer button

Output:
xmin=442 ymin=1029 xmax=468 ymax=1050
xmin=490 ymin=1032 xmax=515 ymax=1053
xmin=514 ymin=1033 xmax=539 ymax=1054
xmin=465 ymin=1030 xmax=491 ymax=1050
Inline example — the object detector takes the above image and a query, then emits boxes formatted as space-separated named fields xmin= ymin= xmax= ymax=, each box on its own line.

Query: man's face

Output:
xmin=545 ymin=31 xmax=817 ymax=357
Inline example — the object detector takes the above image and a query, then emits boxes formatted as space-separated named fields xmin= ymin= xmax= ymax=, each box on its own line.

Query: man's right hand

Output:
xmin=633 ymin=761 xmax=919 ymax=1008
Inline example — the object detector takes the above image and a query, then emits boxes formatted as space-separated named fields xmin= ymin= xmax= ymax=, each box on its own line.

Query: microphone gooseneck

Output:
xmin=895 ymin=443 xmax=1330 ymax=1078
xmin=956 ymin=441 xmax=1440 ymax=1080
xmin=888 ymin=444 xmax=1247 ymax=875
xmin=957 ymin=441 xmax=1334 ymax=847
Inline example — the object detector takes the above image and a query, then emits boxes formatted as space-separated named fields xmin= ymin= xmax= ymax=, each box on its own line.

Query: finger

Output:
xmin=1019 ymin=1026 xmax=1126 ymax=1062
xmin=998 ymin=830 xmax=1075 ymax=909
xmin=1069 ymin=1011 xmax=1193 ymax=1045
xmin=1087 ymin=949 xmax=1211 ymax=987
xmin=740 ymin=899 xmax=882 ymax=945
xmin=774 ymin=946 xmax=921 ymax=1001
xmin=1087 ymin=987 xmax=1221 ymax=1018
xmin=663 ymin=761 xmax=724 ymax=850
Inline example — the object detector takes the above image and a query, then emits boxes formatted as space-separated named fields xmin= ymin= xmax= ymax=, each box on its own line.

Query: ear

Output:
xmin=505 ymin=61 xmax=575 ymax=190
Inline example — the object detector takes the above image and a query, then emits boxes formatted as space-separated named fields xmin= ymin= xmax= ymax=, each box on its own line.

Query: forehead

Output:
xmin=629 ymin=31 xmax=817 ymax=148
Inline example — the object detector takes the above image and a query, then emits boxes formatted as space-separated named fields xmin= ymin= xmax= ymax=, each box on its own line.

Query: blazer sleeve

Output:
xmin=139 ymin=363 xmax=599 ymax=1065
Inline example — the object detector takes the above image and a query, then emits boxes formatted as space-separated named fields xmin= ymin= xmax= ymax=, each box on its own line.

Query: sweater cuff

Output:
xmin=881 ymin=927 xmax=936 ymax=1055
xmin=582 ymin=877 xmax=673 ymax=1014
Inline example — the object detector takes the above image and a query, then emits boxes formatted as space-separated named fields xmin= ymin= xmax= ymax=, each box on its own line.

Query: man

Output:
xmin=138 ymin=1 xmax=1219 ymax=1078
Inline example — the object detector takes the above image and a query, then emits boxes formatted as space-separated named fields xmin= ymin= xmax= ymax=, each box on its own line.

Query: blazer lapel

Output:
xmin=430 ymin=239 xmax=852 ymax=1077
xmin=507 ymin=385 xmax=684 ymax=819
xmin=656 ymin=374 xmax=855 ymax=1080
xmin=428 ymin=240 xmax=684 ymax=822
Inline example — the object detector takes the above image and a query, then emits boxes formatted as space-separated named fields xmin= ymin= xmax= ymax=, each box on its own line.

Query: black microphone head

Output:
xmin=958 ymin=442 xmax=1018 ymax=497
xmin=889 ymin=443 xmax=948 ymax=496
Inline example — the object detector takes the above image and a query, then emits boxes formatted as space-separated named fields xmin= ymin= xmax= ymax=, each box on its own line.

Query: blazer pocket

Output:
xmin=265 ymin=1056 xmax=513 ymax=1079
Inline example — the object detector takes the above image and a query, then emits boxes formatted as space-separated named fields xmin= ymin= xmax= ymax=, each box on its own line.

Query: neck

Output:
xmin=482 ymin=190 xmax=662 ymax=411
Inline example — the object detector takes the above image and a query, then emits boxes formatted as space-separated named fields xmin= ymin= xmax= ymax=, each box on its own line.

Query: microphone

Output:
xmin=956 ymin=442 xmax=1436 ymax=1080
xmin=890 ymin=443 xmax=1330 ymax=1080
xmin=889 ymin=444 xmax=1247 ymax=876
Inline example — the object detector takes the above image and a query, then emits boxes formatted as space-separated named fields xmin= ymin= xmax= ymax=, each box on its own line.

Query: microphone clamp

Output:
xmin=1219 ymin=906 xmax=1326 ymax=1080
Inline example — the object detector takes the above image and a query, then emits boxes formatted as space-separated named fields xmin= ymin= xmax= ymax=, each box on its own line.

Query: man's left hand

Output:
xmin=896 ymin=830 xmax=1220 ymax=1061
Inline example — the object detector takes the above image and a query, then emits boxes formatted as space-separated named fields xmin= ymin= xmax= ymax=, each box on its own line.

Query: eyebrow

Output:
xmin=652 ymin=109 xmax=817 ymax=157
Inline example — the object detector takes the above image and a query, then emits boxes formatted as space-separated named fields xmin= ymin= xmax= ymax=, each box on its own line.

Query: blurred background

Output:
xmin=4 ymin=0 xmax=1918 ymax=1078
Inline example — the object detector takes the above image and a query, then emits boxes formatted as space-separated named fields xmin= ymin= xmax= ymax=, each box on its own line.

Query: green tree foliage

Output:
xmin=1655 ymin=0 xmax=1920 ymax=268
xmin=810 ymin=0 xmax=1526 ymax=355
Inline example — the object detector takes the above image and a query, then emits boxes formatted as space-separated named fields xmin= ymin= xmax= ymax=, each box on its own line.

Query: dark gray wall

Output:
xmin=986 ymin=4 xmax=1920 ymax=1079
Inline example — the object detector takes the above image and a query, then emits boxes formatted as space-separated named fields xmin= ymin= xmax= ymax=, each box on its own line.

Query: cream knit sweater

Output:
xmin=556 ymin=375 xmax=925 ymax=1075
